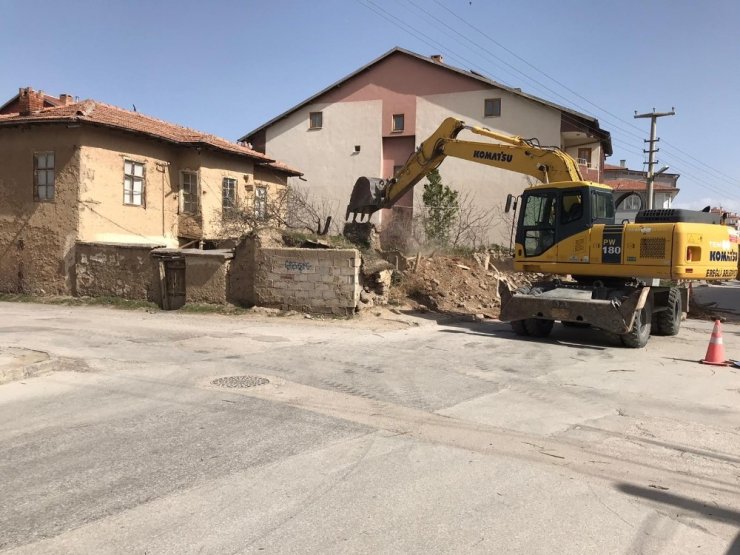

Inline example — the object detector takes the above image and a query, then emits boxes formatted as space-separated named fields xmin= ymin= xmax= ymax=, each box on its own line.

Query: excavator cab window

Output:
xmin=561 ymin=192 xmax=584 ymax=224
xmin=591 ymin=190 xmax=615 ymax=223
xmin=521 ymin=191 xmax=556 ymax=256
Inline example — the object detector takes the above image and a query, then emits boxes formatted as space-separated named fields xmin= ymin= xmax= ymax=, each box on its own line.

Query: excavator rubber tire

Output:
xmin=510 ymin=320 xmax=529 ymax=336
xmin=620 ymin=302 xmax=652 ymax=348
xmin=524 ymin=318 xmax=554 ymax=338
xmin=654 ymin=287 xmax=681 ymax=336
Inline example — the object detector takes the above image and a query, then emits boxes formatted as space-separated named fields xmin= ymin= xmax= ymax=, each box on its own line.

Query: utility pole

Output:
xmin=634 ymin=108 xmax=675 ymax=209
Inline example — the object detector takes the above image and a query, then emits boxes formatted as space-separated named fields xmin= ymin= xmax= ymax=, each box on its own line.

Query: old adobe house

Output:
xmin=0 ymin=87 xmax=301 ymax=295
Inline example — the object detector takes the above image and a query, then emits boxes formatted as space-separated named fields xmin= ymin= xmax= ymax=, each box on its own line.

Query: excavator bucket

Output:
xmin=498 ymin=280 xmax=648 ymax=335
xmin=345 ymin=177 xmax=387 ymax=221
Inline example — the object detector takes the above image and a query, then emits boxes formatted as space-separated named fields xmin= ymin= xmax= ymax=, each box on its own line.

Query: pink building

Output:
xmin=242 ymin=47 xmax=612 ymax=245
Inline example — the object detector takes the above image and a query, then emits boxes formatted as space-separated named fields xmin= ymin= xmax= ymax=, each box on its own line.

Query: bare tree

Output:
xmin=214 ymin=184 xmax=338 ymax=239
xmin=449 ymin=190 xmax=498 ymax=249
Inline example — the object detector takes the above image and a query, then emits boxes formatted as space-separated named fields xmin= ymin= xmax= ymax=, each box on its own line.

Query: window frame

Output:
xmin=484 ymin=98 xmax=501 ymax=118
xmin=577 ymin=147 xmax=593 ymax=167
xmin=123 ymin=159 xmax=145 ymax=207
xmin=391 ymin=113 xmax=405 ymax=132
xmin=254 ymin=185 xmax=267 ymax=220
xmin=309 ymin=111 xmax=323 ymax=130
xmin=180 ymin=170 xmax=200 ymax=215
xmin=222 ymin=176 xmax=237 ymax=216
xmin=33 ymin=151 xmax=55 ymax=202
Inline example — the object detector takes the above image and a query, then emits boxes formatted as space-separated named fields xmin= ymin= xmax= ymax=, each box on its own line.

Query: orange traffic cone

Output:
xmin=700 ymin=319 xmax=730 ymax=366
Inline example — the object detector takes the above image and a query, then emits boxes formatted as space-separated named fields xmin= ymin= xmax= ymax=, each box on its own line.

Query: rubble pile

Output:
xmin=390 ymin=251 xmax=539 ymax=319
xmin=354 ymin=245 xmax=540 ymax=319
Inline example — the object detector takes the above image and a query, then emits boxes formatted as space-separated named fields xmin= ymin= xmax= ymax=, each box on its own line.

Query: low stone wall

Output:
xmin=75 ymin=242 xmax=159 ymax=300
xmin=252 ymin=248 xmax=360 ymax=315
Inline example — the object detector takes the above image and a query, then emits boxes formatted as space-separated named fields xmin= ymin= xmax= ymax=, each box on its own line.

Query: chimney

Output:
xmin=619 ymin=159 xmax=626 ymax=168
xmin=430 ymin=54 xmax=444 ymax=64
xmin=59 ymin=93 xmax=74 ymax=106
xmin=18 ymin=87 xmax=45 ymax=115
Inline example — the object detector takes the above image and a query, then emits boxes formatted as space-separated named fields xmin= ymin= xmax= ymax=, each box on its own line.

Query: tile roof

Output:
xmin=0 ymin=98 xmax=302 ymax=175
xmin=239 ymin=46 xmax=612 ymax=156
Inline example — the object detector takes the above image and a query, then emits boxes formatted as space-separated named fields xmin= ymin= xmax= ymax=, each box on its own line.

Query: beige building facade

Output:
xmin=242 ymin=48 xmax=612 ymax=246
xmin=0 ymin=88 xmax=300 ymax=295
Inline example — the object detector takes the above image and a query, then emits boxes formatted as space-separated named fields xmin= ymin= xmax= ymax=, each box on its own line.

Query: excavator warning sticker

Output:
xmin=602 ymin=225 xmax=624 ymax=263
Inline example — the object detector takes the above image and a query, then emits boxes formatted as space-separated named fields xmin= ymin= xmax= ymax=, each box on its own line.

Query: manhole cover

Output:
xmin=211 ymin=376 xmax=270 ymax=388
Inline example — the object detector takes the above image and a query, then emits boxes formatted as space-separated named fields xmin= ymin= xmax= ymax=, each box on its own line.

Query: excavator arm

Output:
xmin=346 ymin=117 xmax=582 ymax=220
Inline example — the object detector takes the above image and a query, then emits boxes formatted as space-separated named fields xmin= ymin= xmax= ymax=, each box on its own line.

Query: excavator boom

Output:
xmin=345 ymin=117 xmax=581 ymax=220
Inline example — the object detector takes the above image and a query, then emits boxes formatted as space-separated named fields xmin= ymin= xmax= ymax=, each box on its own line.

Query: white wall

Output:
xmin=416 ymin=89 xmax=563 ymax=245
xmin=264 ymin=100 xmax=383 ymax=229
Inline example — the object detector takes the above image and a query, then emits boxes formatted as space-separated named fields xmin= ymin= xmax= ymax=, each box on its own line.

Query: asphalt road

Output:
xmin=0 ymin=302 xmax=739 ymax=554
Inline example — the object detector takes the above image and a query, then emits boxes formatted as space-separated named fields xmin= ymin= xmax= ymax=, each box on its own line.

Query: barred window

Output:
xmin=123 ymin=160 xmax=145 ymax=206
xmin=484 ymin=98 xmax=501 ymax=117
xmin=309 ymin=111 xmax=323 ymax=129
xmin=34 ymin=152 xmax=55 ymax=201
xmin=254 ymin=186 xmax=267 ymax=220
xmin=181 ymin=171 xmax=199 ymax=214
xmin=222 ymin=177 xmax=236 ymax=213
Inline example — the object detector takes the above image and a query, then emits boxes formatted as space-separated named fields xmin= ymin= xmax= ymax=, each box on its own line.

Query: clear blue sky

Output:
xmin=2 ymin=0 xmax=738 ymax=210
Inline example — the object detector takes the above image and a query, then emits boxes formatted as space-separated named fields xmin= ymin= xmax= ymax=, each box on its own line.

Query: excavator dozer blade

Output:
xmin=345 ymin=177 xmax=386 ymax=221
xmin=498 ymin=280 xmax=648 ymax=335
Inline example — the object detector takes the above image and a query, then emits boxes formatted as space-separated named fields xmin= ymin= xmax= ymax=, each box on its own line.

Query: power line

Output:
xmin=358 ymin=0 xmax=737 ymax=201
xmin=431 ymin=0 xmax=739 ymax=189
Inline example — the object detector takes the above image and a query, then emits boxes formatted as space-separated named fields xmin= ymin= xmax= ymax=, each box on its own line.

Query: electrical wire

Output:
xmin=357 ymin=1 xmax=737 ymax=202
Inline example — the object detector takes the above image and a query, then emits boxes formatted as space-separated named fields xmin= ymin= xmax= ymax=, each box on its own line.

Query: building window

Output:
xmin=484 ymin=98 xmax=501 ymax=117
xmin=34 ymin=151 xmax=55 ymax=201
xmin=222 ymin=177 xmax=236 ymax=214
xmin=577 ymin=148 xmax=592 ymax=167
xmin=254 ymin=186 xmax=267 ymax=220
xmin=309 ymin=111 xmax=323 ymax=129
xmin=619 ymin=194 xmax=642 ymax=211
xmin=181 ymin=171 xmax=199 ymax=214
xmin=392 ymin=114 xmax=405 ymax=132
xmin=123 ymin=160 xmax=145 ymax=206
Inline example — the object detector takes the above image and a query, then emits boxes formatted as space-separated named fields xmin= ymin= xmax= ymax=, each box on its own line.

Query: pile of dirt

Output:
xmin=386 ymin=251 xmax=541 ymax=320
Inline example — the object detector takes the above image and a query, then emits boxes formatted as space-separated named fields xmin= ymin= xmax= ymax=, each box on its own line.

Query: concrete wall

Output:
xmin=75 ymin=242 xmax=158 ymax=300
xmin=0 ymin=126 xmax=81 ymax=294
xmin=251 ymin=247 xmax=360 ymax=315
xmin=264 ymin=100 xmax=383 ymax=227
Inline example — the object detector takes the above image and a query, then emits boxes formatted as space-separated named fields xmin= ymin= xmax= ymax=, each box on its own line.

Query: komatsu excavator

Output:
xmin=346 ymin=117 xmax=738 ymax=347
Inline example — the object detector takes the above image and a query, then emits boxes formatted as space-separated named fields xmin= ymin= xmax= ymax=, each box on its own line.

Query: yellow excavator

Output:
xmin=346 ymin=117 xmax=739 ymax=347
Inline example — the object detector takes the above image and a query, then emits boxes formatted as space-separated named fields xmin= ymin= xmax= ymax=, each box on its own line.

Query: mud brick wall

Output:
xmin=183 ymin=251 xmax=232 ymax=304
xmin=75 ymin=242 xmax=159 ymax=300
xmin=253 ymin=248 xmax=360 ymax=314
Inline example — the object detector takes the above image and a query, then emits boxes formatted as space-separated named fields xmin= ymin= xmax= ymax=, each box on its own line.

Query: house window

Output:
xmin=309 ymin=111 xmax=323 ymax=129
xmin=222 ymin=177 xmax=236 ymax=213
xmin=123 ymin=160 xmax=145 ymax=206
xmin=181 ymin=171 xmax=199 ymax=214
xmin=619 ymin=194 xmax=642 ymax=211
xmin=577 ymin=148 xmax=592 ymax=167
xmin=654 ymin=192 xmax=672 ymax=209
xmin=254 ymin=186 xmax=267 ymax=220
xmin=484 ymin=98 xmax=501 ymax=117
xmin=392 ymin=114 xmax=405 ymax=132
xmin=34 ymin=151 xmax=55 ymax=201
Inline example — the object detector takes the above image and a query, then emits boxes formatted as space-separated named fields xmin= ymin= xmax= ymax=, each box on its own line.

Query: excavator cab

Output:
xmin=509 ymin=183 xmax=615 ymax=259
